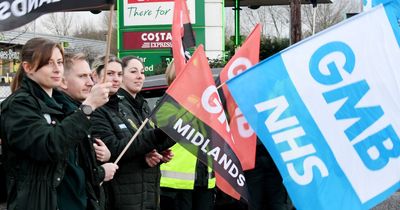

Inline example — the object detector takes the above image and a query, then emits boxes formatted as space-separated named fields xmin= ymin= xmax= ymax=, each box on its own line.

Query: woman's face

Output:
xmin=26 ymin=47 xmax=63 ymax=95
xmin=122 ymin=59 xmax=145 ymax=96
xmin=99 ymin=61 xmax=123 ymax=95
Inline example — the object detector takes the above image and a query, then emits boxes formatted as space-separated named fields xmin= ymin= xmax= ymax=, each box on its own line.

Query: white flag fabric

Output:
xmin=227 ymin=1 xmax=400 ymax=209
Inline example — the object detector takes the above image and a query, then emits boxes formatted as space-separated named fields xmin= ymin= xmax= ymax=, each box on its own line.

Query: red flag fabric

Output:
xmin=219 ymin=24 xmax=261 ymax=170
xmin=151 ymin=45 xmax=249 ymax=202
xmin=172 ymin=0 xmax=196 ymax=75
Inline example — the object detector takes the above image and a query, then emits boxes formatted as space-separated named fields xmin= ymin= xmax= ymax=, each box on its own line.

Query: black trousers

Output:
xmin=160 ymin=187 xmax=215 ymax=210
xmin=0 ymin=154 xmax=6 ymax=203
xmin=244 ymin=146 xmax=293 ymax=210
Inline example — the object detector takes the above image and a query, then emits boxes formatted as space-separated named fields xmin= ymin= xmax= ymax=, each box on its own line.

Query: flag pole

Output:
xmin=100 ymin=117 xmax=149 ymax=186
xmin=99 ymin=3 xmax=115 ymax=186
xmin=110 ymin=92 xmax=169 ymax=167
xmin=312 ymin=4 xmax=317 ymax=35
xmin=216 ymin=82 xmax=225 ymax=90
xmin=114 ymin=118 xmax=149 ymax=165
xmin=102 ymin=3 xmax=115 ymax=83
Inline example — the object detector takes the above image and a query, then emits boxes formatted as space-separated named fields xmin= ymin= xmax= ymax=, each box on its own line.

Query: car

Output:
xmin=141 ymin=73 xmax=169 ymax=110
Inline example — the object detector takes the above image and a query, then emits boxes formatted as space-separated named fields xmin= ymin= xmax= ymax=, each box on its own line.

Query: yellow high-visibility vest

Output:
xmin=160 ymin=144 xmax=215 ymax=189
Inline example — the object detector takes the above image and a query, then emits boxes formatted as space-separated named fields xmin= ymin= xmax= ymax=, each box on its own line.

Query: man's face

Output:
xmin=63 ymin=59 xmax=94 ymax=102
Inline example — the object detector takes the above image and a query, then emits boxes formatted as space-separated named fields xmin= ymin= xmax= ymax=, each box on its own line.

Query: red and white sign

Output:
xmin=123 ymin=31 xmax=172 ymax=50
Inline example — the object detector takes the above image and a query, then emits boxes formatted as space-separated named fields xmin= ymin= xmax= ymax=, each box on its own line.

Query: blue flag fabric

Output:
xmin=227 ymin=1 xmax=400 ymax=209
xmin=363 ymin=0 xmax=392 ymax=11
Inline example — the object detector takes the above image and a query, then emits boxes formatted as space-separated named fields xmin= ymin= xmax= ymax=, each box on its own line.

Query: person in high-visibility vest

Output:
xmin=160 ymin=61 xmax=216 ymax=210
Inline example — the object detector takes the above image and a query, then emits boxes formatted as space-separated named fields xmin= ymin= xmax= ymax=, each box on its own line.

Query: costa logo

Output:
xmin=141 ymin=32 xmax=172 ymax=42
xmin=123 ymin=31 xmax=172 ymax=50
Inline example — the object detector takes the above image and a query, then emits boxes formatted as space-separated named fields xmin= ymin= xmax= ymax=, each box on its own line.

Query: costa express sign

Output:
xmin=123 ymin=31 xmax=172 ymax=50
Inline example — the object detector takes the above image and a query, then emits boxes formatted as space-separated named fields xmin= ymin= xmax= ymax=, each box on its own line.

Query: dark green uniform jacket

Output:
xmin=90 ymin=91 xmax=174 ymax=210
xmin=59 ymin=93 xmax=107 ymax=210
xmin=0 ymin=77 xmax=105 ymax=210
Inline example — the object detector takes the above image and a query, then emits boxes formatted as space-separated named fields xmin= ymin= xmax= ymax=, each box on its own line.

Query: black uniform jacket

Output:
xmin=0 ymin=77 xmax=105 ymax=210
xmin=91 ymin=90 xmax=174 ymax=210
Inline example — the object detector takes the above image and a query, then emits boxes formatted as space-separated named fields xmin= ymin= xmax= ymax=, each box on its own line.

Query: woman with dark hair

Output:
xmin=91 ymin=55 xmax=174 ymax=210
xmin=0 ymin=37 xmax=113 ymax=210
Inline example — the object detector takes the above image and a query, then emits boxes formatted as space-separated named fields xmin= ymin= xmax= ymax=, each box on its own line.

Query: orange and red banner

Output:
xmin=172 ymin=0 xmax=196 ymax=75
xmin=151 ymin=45 xmax=249 ymax=202
xmin=219 ymin=24 xmax=261 ymax=170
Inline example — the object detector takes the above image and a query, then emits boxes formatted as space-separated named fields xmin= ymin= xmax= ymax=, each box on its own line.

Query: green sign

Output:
xmin=119 ymin=50 xmax=172 ymax=75
xmin=117 ymin=0 xmax=205 ymax=76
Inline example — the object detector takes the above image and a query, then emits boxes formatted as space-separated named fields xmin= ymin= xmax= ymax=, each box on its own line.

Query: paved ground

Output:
xmin=372 ymin=192 xmax=400 ymax=210
xmin=0 ymin=192 xmax=398 ymax=210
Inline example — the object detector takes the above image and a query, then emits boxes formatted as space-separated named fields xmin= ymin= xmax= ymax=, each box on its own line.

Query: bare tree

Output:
xmin=241 ymin=6 xmax=290 ymax=38
xmin=101 ymin=11 xmax=118 ymax=55
xmin=101 ymin=11 xmax=117 ymax=30
xmin=302 ymin=0 xmax=360 ymax=37
xmin=74 ymin=21 xmax=107 ymax=41
xmin=73 ymin=11 xmax=118 ymax=54
xmin=225 ymin=0 xmax=360 ymax=39
xmin=41 ymin=12 xmax=74 ymax=36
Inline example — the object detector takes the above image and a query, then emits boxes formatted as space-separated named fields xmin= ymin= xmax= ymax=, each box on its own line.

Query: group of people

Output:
xmin=0 ymin=37 xmax=292 ymax=210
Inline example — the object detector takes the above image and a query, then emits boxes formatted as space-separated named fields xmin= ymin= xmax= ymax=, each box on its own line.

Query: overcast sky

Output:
xmin=28 ymin=11 xmax=106 ymax=35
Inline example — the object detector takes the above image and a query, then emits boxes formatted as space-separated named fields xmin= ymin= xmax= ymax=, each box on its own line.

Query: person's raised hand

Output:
xmin=82 ymin=82 xmax=112 ymax=110
xmin=93 ymin=138 xmax=111 ymax=162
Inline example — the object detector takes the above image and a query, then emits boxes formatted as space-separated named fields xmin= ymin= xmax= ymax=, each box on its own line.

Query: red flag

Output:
xmin=172 ymin=0 xmax=196 ymax=75
xmin=151 ymin=45 xmax=249 ymax=202
xmin=219 ymin=24 xmax=261 ymax=170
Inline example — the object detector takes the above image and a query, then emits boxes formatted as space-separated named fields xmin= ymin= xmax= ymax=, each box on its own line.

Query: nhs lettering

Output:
xmin=254 ymin=96 xmax=329 ymax=185
xmin=309 ymin=41 xmax=400 ymax=171
xmin=227 ymin=5 xmax=400 ymax=208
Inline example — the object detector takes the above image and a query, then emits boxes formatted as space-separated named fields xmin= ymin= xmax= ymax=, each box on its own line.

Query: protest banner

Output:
xmin=152 ymin=45 xmax=249 ymax=202
xmin=171 ymin=0 xmax=195 ymax=75
xmin=0 ymin=0 xmax=113 ymax=32
xmin=219 ymin=24 xmax=261 ymax=170
xmin=227 ymin=1 xmax=400 ymax=209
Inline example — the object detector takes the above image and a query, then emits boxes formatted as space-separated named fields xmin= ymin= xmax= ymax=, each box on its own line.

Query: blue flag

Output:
xmin=227 ymin=1 xmax=400 ymax=209
xmin=363 ymin=0 xmax=392 ymax=11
